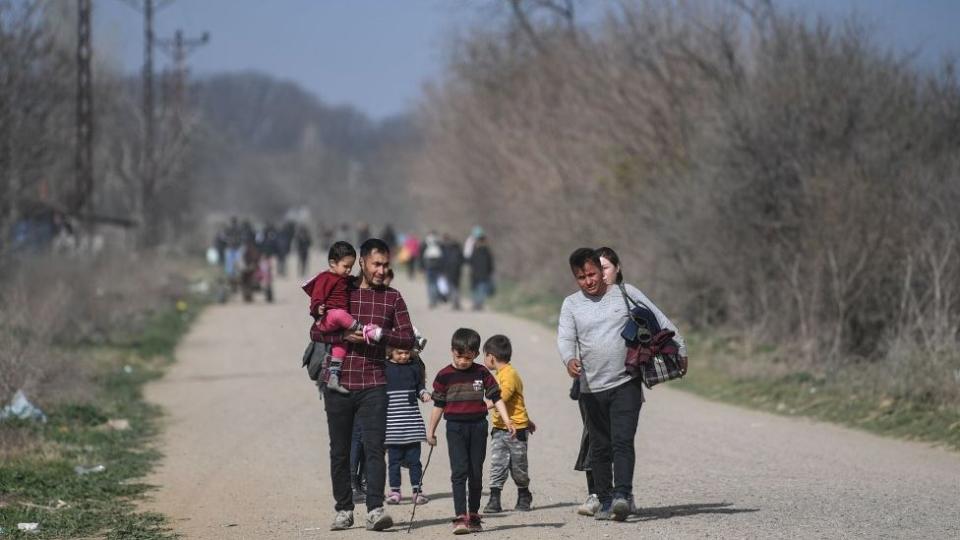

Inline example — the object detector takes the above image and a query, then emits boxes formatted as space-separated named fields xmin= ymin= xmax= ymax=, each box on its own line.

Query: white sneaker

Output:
xmin=365 ymin=506 xmax=394 ymax=531
xmin=330 ymin=510 xmax=354 ymax=531
xmin=577 ymin=493 xmax=601 ymax=516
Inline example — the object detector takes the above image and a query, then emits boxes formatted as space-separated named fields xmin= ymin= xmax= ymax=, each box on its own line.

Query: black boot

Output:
xmin=482 ymin=488 xmax=503 ymax=513
xmin=515 ymin=488 xmax=533 ymax=511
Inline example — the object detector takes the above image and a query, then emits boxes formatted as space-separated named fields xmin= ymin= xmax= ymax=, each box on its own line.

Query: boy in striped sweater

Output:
xmin=384 ymin=346 xmax=431 ymax=505
xmin=426 ymin=328 xmax=516 ymax=535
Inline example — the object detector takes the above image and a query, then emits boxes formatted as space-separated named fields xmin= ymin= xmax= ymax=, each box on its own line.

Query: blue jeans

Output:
xmin=387 ymin=443 xmax=423 ymax=491
xmin=426 ymin=269 xmax=441 ymax=307
xmin=224 ymin=247 xmax=242 ymax=278
xmin=472 ymin=281 xmax=492 ymax=310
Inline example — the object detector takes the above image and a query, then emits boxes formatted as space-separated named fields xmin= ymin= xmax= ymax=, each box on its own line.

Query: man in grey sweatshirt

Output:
xmin=557 ymin=248 xmax=687 ymax=521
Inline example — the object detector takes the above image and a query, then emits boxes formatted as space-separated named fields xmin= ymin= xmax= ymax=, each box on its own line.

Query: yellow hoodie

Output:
xmin=491 ymin=363 xmax=529 ymax=430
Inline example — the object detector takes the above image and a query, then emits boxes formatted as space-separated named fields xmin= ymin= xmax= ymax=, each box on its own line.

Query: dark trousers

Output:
xmin=387 ymin=443 xmax=423 ymax=491
xmin=446 ymin=419 xmax=488 ymax=516
xmin=581 ymin=380 xmax=643 ymax=505
xmin=350 ymin=422 xmax=364 ymax=487
xmin=324 ymin=386 xmax=387 ymax=511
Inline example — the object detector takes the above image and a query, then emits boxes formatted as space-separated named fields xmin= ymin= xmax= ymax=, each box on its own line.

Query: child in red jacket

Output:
xmin=302 ymin=241 xmax=381 ymax=393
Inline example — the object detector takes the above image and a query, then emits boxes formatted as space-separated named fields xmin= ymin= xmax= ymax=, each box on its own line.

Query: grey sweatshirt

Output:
xmin=557 ymin=283 xmax=686 ymax=394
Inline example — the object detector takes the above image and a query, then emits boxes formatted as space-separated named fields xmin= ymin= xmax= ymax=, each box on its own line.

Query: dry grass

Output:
xmin=0 ymin=250 xmax=197 ymax=407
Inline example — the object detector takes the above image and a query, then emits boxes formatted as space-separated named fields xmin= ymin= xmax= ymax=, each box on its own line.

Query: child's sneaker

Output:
xmin=452 ymin=515 xmax=470 ymax=535
xmin=412 ymin=491 xmax=429 ymax=505
xmin=577 ymin=494 xmax=600 ymax=516
xmin=326 ymin=365 xmax=350 ymax=394
xmin=363 ymin=324 xmax=382 ymax=344
xmin=386 ymin=490 xmax=401 ymax=505
xmin=467 ymin=513 xmax=483 ymax=533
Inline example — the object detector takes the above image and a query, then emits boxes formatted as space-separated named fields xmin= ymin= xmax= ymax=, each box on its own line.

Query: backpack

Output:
xmin=301 ymin=340 xmax=330 ymax=381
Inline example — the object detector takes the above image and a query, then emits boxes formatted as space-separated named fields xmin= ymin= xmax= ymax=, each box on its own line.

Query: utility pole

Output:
xmin=157 ymin=29 xmax=209 ymax=121
xmin=73 ymin=0 xmax=94 ymax=214
xmin=119 ymin=0 xmax=174 ymax=244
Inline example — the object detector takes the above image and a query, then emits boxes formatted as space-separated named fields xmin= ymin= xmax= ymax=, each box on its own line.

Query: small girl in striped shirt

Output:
xmin=384 ymin=347 xmax=432 ymax=505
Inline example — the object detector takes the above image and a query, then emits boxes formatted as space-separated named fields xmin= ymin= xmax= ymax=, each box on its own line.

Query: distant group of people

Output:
xmin=213 ymin=217 xmax=315 ymax=283
xmin=299 ymin=233 xmax=686 ymax=534
xmin=419 ymin=226 xmax=495 ymax=311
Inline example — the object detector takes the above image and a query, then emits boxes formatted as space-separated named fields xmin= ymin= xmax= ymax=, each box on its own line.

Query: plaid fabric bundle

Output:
xmin=624 ymin=329 xmax=687 ymax=388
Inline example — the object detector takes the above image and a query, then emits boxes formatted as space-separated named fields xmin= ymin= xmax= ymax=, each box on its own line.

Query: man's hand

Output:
xmin=343 ymin=330 xmax=365 ymax=344
xmin=315 ymin=304 xmax=326 ymax=318
xmin=566 ymin=359 xmax=582 ymax=378
xmin=426 ymin=433 xmax=437 ymax=447
xmin=420 ymin=392 xmax=432 ymax=403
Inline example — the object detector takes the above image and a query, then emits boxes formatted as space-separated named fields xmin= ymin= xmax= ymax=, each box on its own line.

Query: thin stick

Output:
xmin=406 ymin=444 xmax=435 ymax=533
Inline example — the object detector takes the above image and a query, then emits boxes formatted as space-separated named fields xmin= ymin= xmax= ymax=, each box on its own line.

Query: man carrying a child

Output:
xmin=316 ymin=238 xmax=416 ymax=532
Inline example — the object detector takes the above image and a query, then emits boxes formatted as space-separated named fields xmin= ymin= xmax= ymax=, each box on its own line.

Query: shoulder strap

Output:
xmin=618 ymin=283 xmax=653 ymax=312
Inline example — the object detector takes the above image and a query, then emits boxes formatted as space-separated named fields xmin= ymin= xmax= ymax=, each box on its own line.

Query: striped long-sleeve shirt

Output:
xmin=432 ymin=363 xmax=501 ymax=422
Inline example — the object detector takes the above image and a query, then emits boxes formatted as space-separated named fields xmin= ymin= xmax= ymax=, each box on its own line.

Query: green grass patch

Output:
xmin=489 ymin=279 xmax=563 ymax=328
xmin=0 ymin=291 xmax=208 ymax=539
xmin=679 ymin=336 xmax=960 ymax=451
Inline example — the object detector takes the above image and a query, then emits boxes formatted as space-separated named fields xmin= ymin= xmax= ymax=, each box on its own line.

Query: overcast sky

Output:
xmin=93 ymin=0 xmax=960 ymax=120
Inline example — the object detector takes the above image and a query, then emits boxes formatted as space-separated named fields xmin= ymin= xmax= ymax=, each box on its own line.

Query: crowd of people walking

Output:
xmin=288 ymin=228 xmax=686 ymax=534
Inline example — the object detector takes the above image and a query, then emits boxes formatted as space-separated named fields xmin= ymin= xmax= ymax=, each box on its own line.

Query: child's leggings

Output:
xmin=387 ymin=443 xmax=423 ymax=491
xmin=318 ymin=308 xmax=356 ymax=359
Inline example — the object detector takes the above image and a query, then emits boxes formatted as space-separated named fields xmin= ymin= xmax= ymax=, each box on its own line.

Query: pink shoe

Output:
xmin=413 ymin=491 xmax=429 ymax=505
xmin=386 ymin=490 xmax=401 ymax=505
xmin=363 ymin=324 xmax=382 ymax=344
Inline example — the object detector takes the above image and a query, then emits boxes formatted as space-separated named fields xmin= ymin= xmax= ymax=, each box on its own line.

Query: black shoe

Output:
xmin=515 ymin=489 xmax=533 ymax=512
xmin=482 ymin=489 xmax=503 ymax=513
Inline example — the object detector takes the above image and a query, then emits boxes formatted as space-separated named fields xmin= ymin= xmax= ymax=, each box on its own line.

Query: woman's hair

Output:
xmin=596 ymin=246 xmax=623 ymax=284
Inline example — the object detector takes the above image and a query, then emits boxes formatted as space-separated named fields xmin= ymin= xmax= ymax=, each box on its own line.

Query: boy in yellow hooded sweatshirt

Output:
xmin=481 ymin=334 xmax=536 ymax=513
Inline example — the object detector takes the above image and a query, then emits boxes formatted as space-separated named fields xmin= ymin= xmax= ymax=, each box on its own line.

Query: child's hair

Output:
xmin=386 ymin=346 xmax=410 ymax=359
xmin=451 ymin=328 xmax=481 ymax=355
xmin=482 ymin=334 xmax=512 ymax=362
xmin=328 ymin=241 xmax=357 ymax=263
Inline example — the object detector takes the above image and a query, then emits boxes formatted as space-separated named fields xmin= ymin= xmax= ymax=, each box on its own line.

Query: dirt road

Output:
xmin=144 ymin=268 xmax=960 ymax=539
